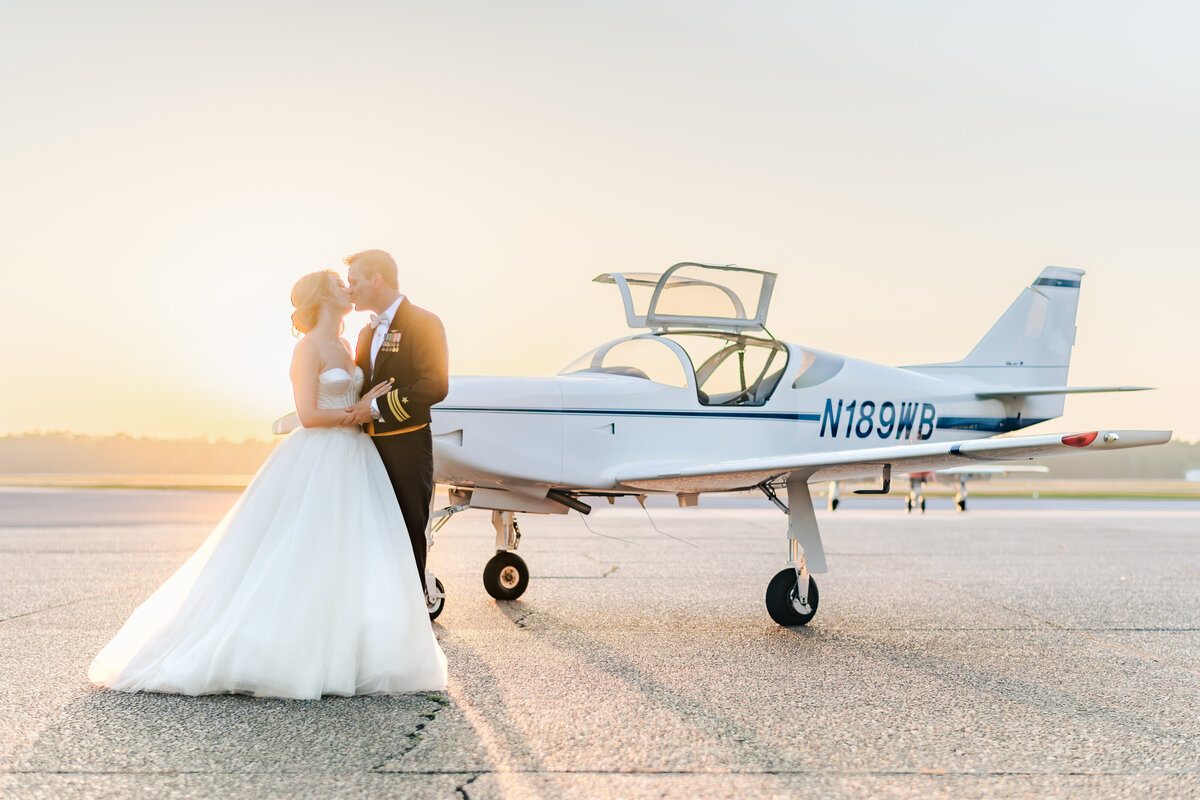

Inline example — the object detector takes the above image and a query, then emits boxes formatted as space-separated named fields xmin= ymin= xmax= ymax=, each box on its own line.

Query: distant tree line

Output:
xmin=0 ymin=433 xmax=278 ymax=475
xmin=1 ymin=432 xmax=1197 ymax=479
xmin=1031 ymin=438 xmax=1200 ymax=480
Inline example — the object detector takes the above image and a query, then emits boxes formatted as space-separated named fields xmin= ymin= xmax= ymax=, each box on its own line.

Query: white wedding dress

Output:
xmin=89 ymin=367 xmax=447 ymax=698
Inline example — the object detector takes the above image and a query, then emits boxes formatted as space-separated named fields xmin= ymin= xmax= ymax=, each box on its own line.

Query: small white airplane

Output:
xmin=278 ymin=263 xmax=1170 ymax=626
xmin=424 ymin=263 xmax=1168 ymax=626
xmin=826 ymin=463 xmax=1050 ymax=513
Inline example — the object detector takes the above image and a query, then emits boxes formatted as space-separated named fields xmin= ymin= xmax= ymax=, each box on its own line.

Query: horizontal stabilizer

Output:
xmin=975 ymin=385 xmax=1152 ymax=399
xmin=615 ymin=429 xmax=1171 ymax=494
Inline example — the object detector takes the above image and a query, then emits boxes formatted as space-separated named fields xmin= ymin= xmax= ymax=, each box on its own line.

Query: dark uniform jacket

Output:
xmin=354 ymin=298 xmax=449 ymax=435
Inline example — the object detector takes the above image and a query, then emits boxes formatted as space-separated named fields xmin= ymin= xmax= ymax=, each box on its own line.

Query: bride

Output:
xmin=89 ymin=270 xmax=448 ymax=698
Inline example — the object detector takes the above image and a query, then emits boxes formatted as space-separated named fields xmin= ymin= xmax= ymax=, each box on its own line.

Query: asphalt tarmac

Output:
xmin=1 ymin=488 xmax=1198 ymax=799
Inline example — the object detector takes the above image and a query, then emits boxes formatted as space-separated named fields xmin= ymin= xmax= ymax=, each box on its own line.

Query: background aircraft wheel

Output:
xmin=765 ymin=569 xmax=819 ymax=626
xmin=483 ymin=551 xmax=529 ymax=601
xmin=427 ymin=576 xmax=446 ymax=620
xmin=919 ymin=497 xmax=927 ymax=513
xmin=830 ymin=498 xmax=839 ymax=511
xmin=955 ymin=498 xmax=967 ymax=512
xmin=905 ymin=497 xmax=913 ymax=513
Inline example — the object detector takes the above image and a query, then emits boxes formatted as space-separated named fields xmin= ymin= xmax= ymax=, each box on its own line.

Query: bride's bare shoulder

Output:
xmin=291 ymin=335 xmax=316 ymax=358
xmin=290 ymin=336 xmax=321 ymax=374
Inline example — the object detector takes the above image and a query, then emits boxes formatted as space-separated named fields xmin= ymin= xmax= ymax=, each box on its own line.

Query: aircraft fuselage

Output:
xmin=430 ymin=341 xmax=1059 ymax=495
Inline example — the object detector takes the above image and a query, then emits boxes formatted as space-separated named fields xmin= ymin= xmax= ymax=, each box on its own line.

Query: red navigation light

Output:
xmin=1062 ymin=432 xmax=1099 ymax=448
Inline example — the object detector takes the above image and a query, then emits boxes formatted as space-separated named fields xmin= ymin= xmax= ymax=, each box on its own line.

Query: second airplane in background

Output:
xmin=827 ymin=463 xmax=1050 ymax=513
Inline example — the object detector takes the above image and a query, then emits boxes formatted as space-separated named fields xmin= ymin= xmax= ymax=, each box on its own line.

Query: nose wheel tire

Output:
xmin=426 ymin=576 xmax=446 ymax=620
xmin=483 ymin=551 xmax=529 ymax=601
xmin=765 ymin=569 xmax=819 ymax=627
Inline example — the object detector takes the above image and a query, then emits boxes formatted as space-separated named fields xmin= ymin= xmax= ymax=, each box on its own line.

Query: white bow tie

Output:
xmin=370 ymin=314 xmax=390 ymax=331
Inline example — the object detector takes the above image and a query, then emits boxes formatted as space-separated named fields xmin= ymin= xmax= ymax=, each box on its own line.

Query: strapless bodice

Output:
xmin=318 ymin=367 xmax=364 ymax=410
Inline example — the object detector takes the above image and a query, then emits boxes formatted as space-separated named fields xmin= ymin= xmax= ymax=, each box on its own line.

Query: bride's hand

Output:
xmin=341 ymin=380 xmax=393 ymax=425
xmin=363 ymin=380 xmax=393 ymax=403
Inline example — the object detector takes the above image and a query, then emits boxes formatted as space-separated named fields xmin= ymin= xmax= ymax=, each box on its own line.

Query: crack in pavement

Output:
xmin=368 ymin=722 xmax=425 ymax=770
xmin=0 ymin=590 xmax=130 ymax=625
xmin=7 ymin=768 xmax=1197 ymax=778
xmin=454 ymin=771 xmax=482 ymax=799
xmin=369 ymin=693 xmax=449 ymax=771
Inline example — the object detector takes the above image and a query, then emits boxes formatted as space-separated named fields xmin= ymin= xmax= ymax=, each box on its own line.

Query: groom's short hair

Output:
xmin=344 ymin=249 xmax=399 ymax=289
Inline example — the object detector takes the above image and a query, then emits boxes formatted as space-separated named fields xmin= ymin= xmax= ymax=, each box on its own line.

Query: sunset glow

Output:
xmin=2 ymin=1 xmax=1196 ymax=441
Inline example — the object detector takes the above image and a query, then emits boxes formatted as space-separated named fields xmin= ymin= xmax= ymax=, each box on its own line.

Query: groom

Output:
xmin=344 ymin=249 xmax=448 ymax=596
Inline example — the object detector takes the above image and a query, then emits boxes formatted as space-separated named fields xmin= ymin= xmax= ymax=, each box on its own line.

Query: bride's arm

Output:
xmin=290 ymin=340 xmax=359 ymax=429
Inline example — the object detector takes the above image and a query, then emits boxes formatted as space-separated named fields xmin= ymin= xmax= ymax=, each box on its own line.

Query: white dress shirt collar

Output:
xmin=377 ymin=295 xmax=404 ymax=329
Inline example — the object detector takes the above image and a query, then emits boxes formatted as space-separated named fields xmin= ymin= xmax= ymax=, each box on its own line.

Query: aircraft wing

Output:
xmin=935 ymin=465 xmax=1050 ymax=476
xmin=974 ymin=385 xmax=1151 ymax=399
xmin=614 ymin=429 xmax=1171 ymax=493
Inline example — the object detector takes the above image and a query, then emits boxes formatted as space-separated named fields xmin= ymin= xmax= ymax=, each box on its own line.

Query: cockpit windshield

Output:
xmin=559 ymin=336 xmax=689 ymax=388
xmin=560 ymin=331 xmax=789 ymax=406
xmin=662 ymin=332 xmax=788 ymax=406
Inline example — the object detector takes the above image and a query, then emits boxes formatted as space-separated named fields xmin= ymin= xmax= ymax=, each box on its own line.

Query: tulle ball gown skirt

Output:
xmin=88 ymin=426 xmax=447 ymax=699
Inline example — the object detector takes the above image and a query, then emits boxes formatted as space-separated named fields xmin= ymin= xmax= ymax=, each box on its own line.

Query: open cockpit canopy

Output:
xmin=594 ymin=263 xmax=777 ymax=333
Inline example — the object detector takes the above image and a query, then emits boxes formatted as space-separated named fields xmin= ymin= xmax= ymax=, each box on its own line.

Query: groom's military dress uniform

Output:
xmin=355 ymin=297 xmax=449 ymax=594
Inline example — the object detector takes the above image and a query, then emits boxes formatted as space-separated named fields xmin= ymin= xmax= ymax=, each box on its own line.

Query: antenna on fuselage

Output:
xmin=575 ymin=510 xmax=636 ymax=545
xmin=635 ymin=496 xmax=698 ymax=548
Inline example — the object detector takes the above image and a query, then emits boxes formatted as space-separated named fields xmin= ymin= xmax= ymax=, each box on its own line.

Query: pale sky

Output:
xmin=2 ymin=1 xmax=1197 ymax=441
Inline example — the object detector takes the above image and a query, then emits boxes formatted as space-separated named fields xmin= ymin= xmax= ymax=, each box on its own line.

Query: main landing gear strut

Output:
xmin=759 ymin=473 xmax=825 ymax=627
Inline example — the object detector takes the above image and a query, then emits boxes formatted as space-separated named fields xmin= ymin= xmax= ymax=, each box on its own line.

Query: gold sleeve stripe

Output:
xmin=387 ymin=391 xmax=410 ymax=422
xmin=369 ymin=422 xmax=427 ymax=437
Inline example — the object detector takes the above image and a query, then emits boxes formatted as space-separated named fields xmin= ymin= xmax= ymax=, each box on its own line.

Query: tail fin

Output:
xmin=907 ymin=267 xmax=1084 ymax=404
xmin=955 ymin=266 xmax=1082 ymax=372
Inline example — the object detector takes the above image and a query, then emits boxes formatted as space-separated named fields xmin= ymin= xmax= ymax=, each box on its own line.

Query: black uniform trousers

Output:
xmin=371 ymin=426 xmax=433 ymax=595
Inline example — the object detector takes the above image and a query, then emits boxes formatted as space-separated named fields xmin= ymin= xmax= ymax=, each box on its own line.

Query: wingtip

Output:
xmin=1088 ymin=430 xmax=1174 ymax=448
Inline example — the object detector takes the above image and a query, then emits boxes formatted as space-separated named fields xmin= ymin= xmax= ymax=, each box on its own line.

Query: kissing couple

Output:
xmin=89 ymin=250 xmax=449 ymax=698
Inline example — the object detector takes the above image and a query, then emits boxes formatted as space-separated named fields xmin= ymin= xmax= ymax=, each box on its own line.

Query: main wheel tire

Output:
xmin=483 ymin=551 xmax=529 ymax=601
xmin=765 ymin=569 xmax=819 ymax=626
xmin=955 ymin=498 xmax=967 ymax=512
xmin=830 ymin=498 xmax=840 ymax=511
xmin=427 ymin=577 xmax=446 ymax=620
xmin=919 ymin=497 xmax=927 ymax=513
xmin=905 ymin=496 xmax=913 ymax=513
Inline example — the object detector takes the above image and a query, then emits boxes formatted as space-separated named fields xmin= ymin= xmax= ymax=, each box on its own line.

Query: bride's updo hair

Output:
xmin=290 ymin=270 xmax=340 ymax=335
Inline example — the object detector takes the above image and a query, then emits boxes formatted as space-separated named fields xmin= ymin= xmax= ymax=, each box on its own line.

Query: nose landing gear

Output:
xmin=483 ymin=510 xmax=530 ymax=600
